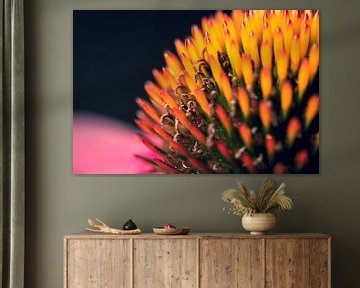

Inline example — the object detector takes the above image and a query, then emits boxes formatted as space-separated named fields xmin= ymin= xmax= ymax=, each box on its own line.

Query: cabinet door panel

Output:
xmin=200 ymin=239 xmax=264 ymax=288
xmin=265 ymin=239 xmax=310 ymax=288
xmin=66 ymin=239 xmax=131 ymax=288
xmin=310 ymin=239 xmax=330 ymax=288
xmin=134 ymin=239 xmax=198 ymax=288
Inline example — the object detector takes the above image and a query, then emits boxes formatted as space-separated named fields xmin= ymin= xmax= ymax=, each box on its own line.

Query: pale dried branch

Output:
xmin=86 ymin=218 xmax=142 ymax=235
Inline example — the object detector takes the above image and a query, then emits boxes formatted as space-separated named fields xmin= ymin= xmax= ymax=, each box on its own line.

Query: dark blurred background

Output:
xmin=73 ymin=10 xmax=214 ymax=125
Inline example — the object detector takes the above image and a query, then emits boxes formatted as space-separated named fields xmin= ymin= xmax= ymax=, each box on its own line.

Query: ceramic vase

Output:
xmin=242 ymin=213 xmax=276 ymax=235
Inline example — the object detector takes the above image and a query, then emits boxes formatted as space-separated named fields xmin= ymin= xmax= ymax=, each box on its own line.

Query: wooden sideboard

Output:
xmin=64 ymin=233 xmax=330 ymax=288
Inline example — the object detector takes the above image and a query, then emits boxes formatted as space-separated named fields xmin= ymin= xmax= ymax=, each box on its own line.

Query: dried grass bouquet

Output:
xmin=222 ymin=178 xmax=294 ymax=216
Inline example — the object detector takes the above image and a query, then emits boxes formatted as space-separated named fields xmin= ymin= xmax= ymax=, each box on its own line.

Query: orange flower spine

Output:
xmin=304 ymin=94 xmax=319 ymax=128
xmin=298 ymin=58 xmax=310 ymax=100
xmin=281 ymin=80 xmax=293 ymax=118
xmin=215 ymin=104 xmax=232 ymax=135
xmin=287 ymin=117 xmax=301 ymax=146
xmin=260 ymin=67 xmax=272 ymax=100
xmin=237 ymin=88 xmax=250 ymax=119
xmin=259 ymin=101 xmax=272 ymax=132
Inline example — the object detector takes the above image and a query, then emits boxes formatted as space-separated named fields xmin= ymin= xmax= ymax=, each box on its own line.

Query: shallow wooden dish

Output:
xmin=153 ymin=227 xmax=190 ymax=235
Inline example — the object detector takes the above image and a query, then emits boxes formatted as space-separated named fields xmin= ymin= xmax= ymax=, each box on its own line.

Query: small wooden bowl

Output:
xmin=153 ymin=227 xmax=190 ymax=235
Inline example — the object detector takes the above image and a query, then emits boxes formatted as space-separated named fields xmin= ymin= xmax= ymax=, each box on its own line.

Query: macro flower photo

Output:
xmin=73 ymin=10 xmax=319 ymax=174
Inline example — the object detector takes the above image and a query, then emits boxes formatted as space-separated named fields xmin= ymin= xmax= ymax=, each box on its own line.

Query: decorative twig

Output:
xmin=86 ymin=218 xmax=142 ymax=235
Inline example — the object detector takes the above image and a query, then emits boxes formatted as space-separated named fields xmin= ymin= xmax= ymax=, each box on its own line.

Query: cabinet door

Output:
xmin=134 ymin=239 xmax=198 ymax=288
xmin=66 ymin=239 xmax=131 ymax=288
xmin=200 ymin=239 xmax=264 ymax=288
xmin=265 ymin=239 xmax=310 ymax=288
xmin=309 ymin=239 xmax=330 ymax=288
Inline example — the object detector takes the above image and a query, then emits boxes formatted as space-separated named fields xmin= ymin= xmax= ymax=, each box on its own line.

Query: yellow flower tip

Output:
xmin=238 ymin=123 xmax=252 ymax=149
xmin=295 ymin=149 xmax=309 ymax=171
xmin=223 ymin=13 xmax=239 ymax=43
xmin=144 ymin=81 xmax=164 ymax=106
xmin=249 ymin=31 xmax=260 ymax=68
xmin=206 ymin=18 xmax=223 ymax=52
xmin=191 ymin=25 xmax=205 ymax=54
xmin=263 ymin=10 xmax=269 ymax=21
xmin=309 ymin=43 xmax=319 ymax=80
xmin=260 ymin=40 xmax=272 ymax=69
xmin=160 ymin=90 xmax=177 ymax=109
xmin=281 ymin=80 xmax=293 ymax=118
xmin=215 ymin=104 xmax=232 ymax=135
xmin=222 ymin=20 xmax=229 ymax=34
xmin=174 ymin=39 xmax=189 ymax=60
xmin=208 ymin=54 xmax=223 ymax=84
xmin=269 ymin=10 xmax=278 ymax=34
xmin=276 ymin=49 xmax=289 ymax=84
xmin=237 ymin=87 xmax=250 ymax=119
xmin=305 ymin=94 xmax=319 ymax=128
xmin=282 ymin=9 xmax=290 ymax=19
xmin=219 ymin=72 xmax=233 ymax=103
xmin=205 ymin=32 xmax=221 ymax=60
xmin=290 ymin=33 xmax=301 ymax=74
xmin=260 ymin=67 xmax=272 ymax=100
xmin=241 ymin=53 xmax=254 ymax=90
xmin=262 ymin=21 xmax=272 ymax=43
xmin=182 ymin=70 xmax=197 ymax=94
xmin=240 ymin=22 xmax=250 ymax=55
xmin=204 ymin=31 xmax=210 ymax=44
xmin=201 ymin=16 xmax=210 ymax=33
xmin=259 ymin=100 xmax=272 ymax=131
xmin=164 ymin=50 xmax=183 ymax=77
xmin=274 ymin=27 xmax=284 ymax=61
xmin=265 ymin=134 xmax=276 ymax=159
xmin=311 ymin=10 xmax=319 ymax=44
xmin=152 ymin=69 xmax=169 ymax=89
xmin=193 ymin=87 xmax=211 ymax=117
xmin=252 ymin=10 xmax=264 ymax=39
xmin=292 ymin=10 xmax=303 ymax=34
xmin=283 ymin=19 xmax=294 ymax=54
xmin=231 ymin=10 xmax=244 ymax=36
xmin=215 ymin=10 xmax=226 ymax=28
xmin=185 ymin=37 xmax=201 ymax=63
xmin=286 ymin=117 xmax=301 ymax=146
xmin=161 ymin=67 xmax=177 ymax=90
xmin=303 ymin=11 xmax=311 ymax=24
xmin=298 ymin=58 xmax=310 ymax=100
xmin=179 ymin=52 xmax=196 ymax=79
xmin=300 ymin=23 xmax=310 ymax=58
xmin=225 ymin=39 xmax=242 ymax=77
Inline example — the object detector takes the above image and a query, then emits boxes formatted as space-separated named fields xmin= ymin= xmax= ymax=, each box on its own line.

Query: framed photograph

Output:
xmin=73 ymin=10 xmax=319 ymax=174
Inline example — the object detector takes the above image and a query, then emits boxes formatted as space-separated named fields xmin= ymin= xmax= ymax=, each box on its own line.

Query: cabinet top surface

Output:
xmin=64 ymin=232 xmax=330 ymax=240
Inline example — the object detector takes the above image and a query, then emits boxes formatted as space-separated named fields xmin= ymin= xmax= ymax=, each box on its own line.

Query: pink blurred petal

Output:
xmin=73 ymin=113 xmax=158 ymax=174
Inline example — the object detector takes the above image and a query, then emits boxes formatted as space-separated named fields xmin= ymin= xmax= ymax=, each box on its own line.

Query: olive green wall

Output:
xmin=25 ymin=0 xmax=360 ymax=287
